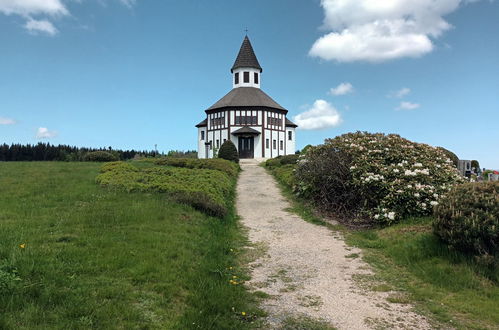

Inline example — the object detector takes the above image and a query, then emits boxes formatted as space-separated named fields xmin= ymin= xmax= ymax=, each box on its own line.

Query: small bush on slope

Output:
xmin=434 ymin=181 xmax=499 ymax=263
xmin=295 ymin=132 xmax=463 ymax=224
xmin=154 ymin=158 xmax=239 ymax=178
xmin=97 ymin=162 xmax=234 ymax=217
xmin=83 ymin=151 xmax=119 ymax=162
xmin=218 ymin=140 xmax=239 ymax=163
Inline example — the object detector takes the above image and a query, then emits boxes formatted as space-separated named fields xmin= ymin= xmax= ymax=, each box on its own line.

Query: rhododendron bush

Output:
xmin=295 ymin=132 xmax=463 ymax=224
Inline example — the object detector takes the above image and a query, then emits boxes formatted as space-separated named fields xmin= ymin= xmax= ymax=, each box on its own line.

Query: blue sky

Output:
xmin=0 ymin=0 xmax=498 ymax=168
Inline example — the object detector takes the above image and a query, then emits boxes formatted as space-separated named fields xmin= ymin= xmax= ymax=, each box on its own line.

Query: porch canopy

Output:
xmin=231 ymin=126 xmax=261 ymax=136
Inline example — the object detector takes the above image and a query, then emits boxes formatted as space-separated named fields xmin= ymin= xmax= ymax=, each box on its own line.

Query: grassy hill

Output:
xmin=0 ymin=162 xmax=260 ymax=329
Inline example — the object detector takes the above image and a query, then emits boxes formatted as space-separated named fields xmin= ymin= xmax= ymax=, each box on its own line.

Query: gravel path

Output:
xmin=236 ymin=159 xmax=431 ymax=329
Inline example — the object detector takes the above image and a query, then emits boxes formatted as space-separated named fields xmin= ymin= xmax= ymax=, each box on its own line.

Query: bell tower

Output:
xmin=231 ymin=36 xmax=262 ymax=89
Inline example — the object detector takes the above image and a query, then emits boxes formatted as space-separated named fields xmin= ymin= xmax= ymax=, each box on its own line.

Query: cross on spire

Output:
xmin=244 ymin=28 xmax=248 ymax=35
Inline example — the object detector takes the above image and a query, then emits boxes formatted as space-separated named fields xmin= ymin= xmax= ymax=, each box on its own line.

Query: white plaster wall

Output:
xmin=197 ymin=127 xmax=207 ymax=159
xmin=286 ymin=128 xmax=296 ymax=156
xmin=232 ymin=67 xmax=261 ymax=89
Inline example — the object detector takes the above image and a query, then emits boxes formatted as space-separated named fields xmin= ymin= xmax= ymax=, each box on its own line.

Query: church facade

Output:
xmin=196 ymin=36 xmax=297 ymax=159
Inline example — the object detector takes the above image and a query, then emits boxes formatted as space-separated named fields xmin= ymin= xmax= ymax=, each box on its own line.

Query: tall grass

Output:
xmin=0 ymin=162 xmax=260 ymax=329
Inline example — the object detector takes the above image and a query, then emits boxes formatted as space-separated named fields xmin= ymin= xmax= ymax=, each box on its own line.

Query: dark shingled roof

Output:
xmin=231 ymin=36 xmax=262 ymax=73
xmin=207 ymin=87 xmax=287 ymax=112
xmin=285 ymin=118 xmax=298 ymax=127
xmin=195 ymin=119 xmax=207 ymax=127
xmin=231 ymin=126 xmax=261 ymax=135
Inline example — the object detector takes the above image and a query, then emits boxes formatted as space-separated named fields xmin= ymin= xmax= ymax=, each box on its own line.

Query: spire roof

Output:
xmin=231 ymin=36 xmax=262 ymax=73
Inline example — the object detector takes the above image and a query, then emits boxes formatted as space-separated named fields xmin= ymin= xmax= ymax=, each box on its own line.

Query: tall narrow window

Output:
xmin=288 ymin=131 xmax=292 ymax=141
xmin=273 ymin=140 xmax=276 ymax=149
xmin=216 ymin=139 xmax=220 ymax=148
xmin=201 ymin=131 xmax=205 ymax=140
xmin=243 ymin=71 xmax=249 ymax=83
xmin=280 ymin=141 xmax=283 ymax=150
xmin=235 ymin=72 xmax=239 ymax=84
xmin=266 ymin=139 xmax=269 ymax=148
xmin=209 ymin=141 xmax=213 ymax=150
xmin=254 ymin=73 xmax=259 ymax=84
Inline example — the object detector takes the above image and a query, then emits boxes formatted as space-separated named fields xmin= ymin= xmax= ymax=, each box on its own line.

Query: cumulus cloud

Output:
xmin=309 ymin=0 xmax=473 ymax=62
xmin=389 ymin=87 xmax=411 ymax=98
xmin=293 ymin=99 xmax=343 ymax=130
xmin=25 ymin=18 xmax=58 ymax=35
xmin=36 ymin=127 xmax=58 ymax=139
xmin=396 ymin=101 xmax=421 ymax=110
xmin=329 ymin=82 xmax=354 ymax=96
xmin=0 ymin=117 xmax=16 ymax=125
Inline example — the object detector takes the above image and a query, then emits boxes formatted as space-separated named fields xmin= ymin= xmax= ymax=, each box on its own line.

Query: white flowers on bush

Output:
xmin=297 ymin=132 xmax=464 ymax=224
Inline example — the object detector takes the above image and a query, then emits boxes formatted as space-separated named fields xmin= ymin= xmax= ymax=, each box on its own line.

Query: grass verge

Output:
xmin=0 ymin=162 xmax=261 ymax=329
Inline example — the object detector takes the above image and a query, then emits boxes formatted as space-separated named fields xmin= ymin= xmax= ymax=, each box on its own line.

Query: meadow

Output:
xmin=0 ymin=162 xmax=261 ymax=329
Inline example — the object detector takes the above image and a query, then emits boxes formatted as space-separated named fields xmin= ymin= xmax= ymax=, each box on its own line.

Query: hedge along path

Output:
xmin=237 ymin=159 xmax=431 ymax=329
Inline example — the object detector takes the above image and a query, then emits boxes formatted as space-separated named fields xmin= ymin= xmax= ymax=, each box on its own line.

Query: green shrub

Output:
xmin=96 ymin=162 xmax=234 ymax=217
xmin=84 ymin=151 xmax=119 ymax=162
xmin=471 ymin=160 xmax=480 ymax=171
xmin=264 ymin=155 xmax=299 ymax=168
xmin=273 ymin=164 xmax=296 ymax=188
xmin=100 ymin=161 xmax=138 ymax=173
xmin=154 ymin=158 xmax=239 ymax=178
xmin=433 ymin=182 xmax=499 ymax=261
xmin=217 ymin=140 xmax=239 ymax=163
xmin=295 ymin=132 xmax=463 ymax=224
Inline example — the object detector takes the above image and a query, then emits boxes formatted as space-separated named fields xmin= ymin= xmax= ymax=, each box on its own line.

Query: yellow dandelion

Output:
xmin=241 ymin=312 xmax=246 ymax=316
xmin=229 ymin=267 xmax=233 ymax=270
xmin=232 ymin=275 xmax=237 ymax=279
xmin=19 ymin=243 xmax=26 ymax=249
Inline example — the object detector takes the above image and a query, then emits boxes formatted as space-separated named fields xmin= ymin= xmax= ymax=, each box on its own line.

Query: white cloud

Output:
xmin=0 ymin=0 xmax=138 ymax=35
xmin=293 ymin=99 xmax=343 ymax=130
xmin=396 ymin=101 xmax=421 ymax=110
xmin=25 ymin=18 xmax=58 ymax=35
xmin=309 ymin=0 xmax=473 ymax=62
xmin=36 ymin=127 xmax=58 ymax=139
xmin=0 ymin=117 xmax=16 ymax=125
xmin=329 ymin=82 xmax=354 ymax=96
xmin=389 ymin=87 xmax=411 ymax=98
xmin=0 ymin=0 xmax=68 ymax=17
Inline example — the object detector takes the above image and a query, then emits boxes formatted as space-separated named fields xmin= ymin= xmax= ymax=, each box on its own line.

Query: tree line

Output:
xmin=0 ymin=143 xmax=157 ymax=161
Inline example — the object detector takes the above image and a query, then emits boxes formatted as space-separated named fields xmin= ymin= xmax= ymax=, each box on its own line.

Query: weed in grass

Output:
xmin=281 ymin=315 xmax=336 ymax=330
xmin=386 ymin=293 xmax=410 ymax=304
xmin=345 ymin=253 xmax=360 ymax=259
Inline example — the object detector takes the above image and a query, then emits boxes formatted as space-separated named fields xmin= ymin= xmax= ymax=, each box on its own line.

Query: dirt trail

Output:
xmin=236 ymin=159 xmax=431 ymax=329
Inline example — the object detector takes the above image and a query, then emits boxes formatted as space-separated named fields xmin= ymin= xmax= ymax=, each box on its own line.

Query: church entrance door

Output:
xmin=238 ymin=137 xmax=254 ymax=159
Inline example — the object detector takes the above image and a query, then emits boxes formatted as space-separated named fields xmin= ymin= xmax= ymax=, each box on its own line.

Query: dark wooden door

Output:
xmin=238 ymin=137 xmax=254 ymax=158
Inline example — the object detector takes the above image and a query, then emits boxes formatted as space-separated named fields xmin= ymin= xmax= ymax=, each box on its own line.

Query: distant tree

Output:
xmin=218 ymin=140 xmax=239 ymax=163
xmin=471 ymin=160 xmax=480 ymax=171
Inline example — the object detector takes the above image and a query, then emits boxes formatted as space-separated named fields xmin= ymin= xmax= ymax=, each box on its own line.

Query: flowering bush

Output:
xmin=434 ymin=181 xmax=499 ymax=262
xmin=295 ymin=132 xmax=463 ymax=224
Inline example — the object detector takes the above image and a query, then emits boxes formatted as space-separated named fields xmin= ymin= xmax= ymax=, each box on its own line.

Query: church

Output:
xmin=196 ymin=36 xmax=297 ymax=159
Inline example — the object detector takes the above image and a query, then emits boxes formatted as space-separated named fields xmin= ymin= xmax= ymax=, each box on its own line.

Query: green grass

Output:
xmin=0 ymin=162 xmax=261 ymax=329
xmin=347 ymin=218 xmax=499 ymax=329
xmin=265 ymin=164 xmax=499 ymax=329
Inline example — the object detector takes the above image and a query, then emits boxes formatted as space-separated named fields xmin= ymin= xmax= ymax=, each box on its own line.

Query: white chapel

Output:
xmin=196 ymin=36 xmax=297 ymax=159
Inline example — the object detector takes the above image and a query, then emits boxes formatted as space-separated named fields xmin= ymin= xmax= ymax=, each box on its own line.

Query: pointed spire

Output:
xmin=231 ymin=36 xmax=262 ymax=73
